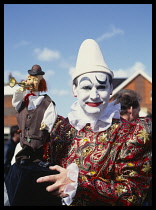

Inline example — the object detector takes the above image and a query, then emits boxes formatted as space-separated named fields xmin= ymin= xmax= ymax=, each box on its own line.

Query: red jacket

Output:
xmin=45 ymin=116 xmax=152 ymax=206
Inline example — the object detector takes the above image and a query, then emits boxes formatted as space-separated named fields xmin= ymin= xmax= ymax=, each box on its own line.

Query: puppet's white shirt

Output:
xmin=12 ymin=89 xmax=57 ymax=132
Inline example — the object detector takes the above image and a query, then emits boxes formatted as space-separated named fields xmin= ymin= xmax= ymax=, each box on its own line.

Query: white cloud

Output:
xmin=68 ymin=66 xmax=75 ymax=77
xmin=50 ymin=89 xmax=70 ymax=96
xmin=96 ymin=25 xmax=124 ymax=43
xmin=67 ymin=66 xmax=76 ymax=87
xmin=59 ymin=60 xmax=72 ymax=69
xmin=113 ymin=62 xmax=146 ymax=78
xmin=13 ymin=71 xmax=28 ymax=79
xmin=14 ymin=40 xmax=31 ymax=48
xmin=43 ymin=70 xmax=55 ymax=80
xmin=34 ymin=48 xmax=61 ymax=61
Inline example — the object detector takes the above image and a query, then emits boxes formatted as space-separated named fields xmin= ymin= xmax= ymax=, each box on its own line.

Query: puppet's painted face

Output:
xmin=73 ymin=72 xmax=113 ymax=116
xmin=26 ymin=75 xmax=42 ymax=91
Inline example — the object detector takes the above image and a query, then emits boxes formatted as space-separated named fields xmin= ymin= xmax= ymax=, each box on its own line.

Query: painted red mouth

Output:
xmin=86 ymin=102 xmax=102 ymax=107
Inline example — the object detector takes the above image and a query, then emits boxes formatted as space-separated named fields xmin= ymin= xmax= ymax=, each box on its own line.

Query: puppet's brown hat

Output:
xmin=28 ymin=65 xmax=45 ymax=76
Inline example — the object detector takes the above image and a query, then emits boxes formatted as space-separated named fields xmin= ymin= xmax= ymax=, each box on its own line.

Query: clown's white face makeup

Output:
xmin=73 ymin=72 xmax=113 ymax=117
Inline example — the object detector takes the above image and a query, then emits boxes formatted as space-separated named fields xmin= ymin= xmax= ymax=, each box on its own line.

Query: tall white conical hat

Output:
xmin=72 ymin=39 xmax=114 ymax=81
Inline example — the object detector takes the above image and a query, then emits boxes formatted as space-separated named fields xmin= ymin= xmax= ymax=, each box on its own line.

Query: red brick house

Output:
xmin=109 ymin=70 xmax=152 ymax=116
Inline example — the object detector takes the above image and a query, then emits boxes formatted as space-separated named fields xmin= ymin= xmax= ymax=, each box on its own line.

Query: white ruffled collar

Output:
xmin=68 ymin=100 xmax=121 ymax=132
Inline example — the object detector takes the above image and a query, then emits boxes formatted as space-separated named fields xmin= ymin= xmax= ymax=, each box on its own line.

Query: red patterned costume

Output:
xmin=45 ymin=115 xmax=152 ymax=206
xmin=42 ymin=39 xmax=152 ymax=206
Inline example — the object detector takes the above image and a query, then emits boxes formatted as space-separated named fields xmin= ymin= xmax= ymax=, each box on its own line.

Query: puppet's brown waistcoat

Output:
xmin=16 ymin=94 xmax=53 ymax=150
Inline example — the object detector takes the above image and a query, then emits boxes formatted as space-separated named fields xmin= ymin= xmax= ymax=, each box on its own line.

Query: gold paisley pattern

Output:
xmin=49 ymin=116 xmax=152 ymax=206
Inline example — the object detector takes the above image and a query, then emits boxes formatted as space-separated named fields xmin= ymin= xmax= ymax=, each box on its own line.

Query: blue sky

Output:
xmin=4 ymin=4 xmax=152 ymax=117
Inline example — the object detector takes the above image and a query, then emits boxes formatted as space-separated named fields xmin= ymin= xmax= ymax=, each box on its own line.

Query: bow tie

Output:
xmin=24 ymin=93 xmax=36 ymax=106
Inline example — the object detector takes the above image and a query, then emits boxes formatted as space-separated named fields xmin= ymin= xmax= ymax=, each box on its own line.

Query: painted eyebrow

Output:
xmin=79 ymin=77 xmax=92 ymax=85
xmin=95 ymin=76 xmax=107 ymax=84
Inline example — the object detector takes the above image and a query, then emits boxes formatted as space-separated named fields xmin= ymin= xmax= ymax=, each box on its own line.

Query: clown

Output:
xmin=36 ymin=39 xmax=152 ymax=206
xmin=12 ymin=65 xmax=57 ymax=164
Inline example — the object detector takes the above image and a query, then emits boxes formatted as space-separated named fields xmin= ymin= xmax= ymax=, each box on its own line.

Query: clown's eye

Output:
xmin=82 ymin=86 xmax=92 ymax=90
xmin=97 ymin=85 xmax=106 ymax=90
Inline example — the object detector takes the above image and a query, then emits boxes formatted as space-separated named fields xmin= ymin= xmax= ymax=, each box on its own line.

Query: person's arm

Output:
xmin=37 ymin=133 xmax=151 ymax=206
xmin=73 ymin=122 xmax=152 ymax=206
xmin=37 ymin=119 xmax=152 ymax=206
xmin=37 ymin=116 xmax=78 ymax=205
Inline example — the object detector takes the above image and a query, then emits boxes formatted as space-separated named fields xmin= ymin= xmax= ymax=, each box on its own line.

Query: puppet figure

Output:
xmin=5 ymin=65 xmax=61 ymax=206
xmin=12 ymin=64 xmax=57 ymax=165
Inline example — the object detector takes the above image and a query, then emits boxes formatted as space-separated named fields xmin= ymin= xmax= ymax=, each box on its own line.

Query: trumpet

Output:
xmin=9 ymin=77 xmax=31 ymax=88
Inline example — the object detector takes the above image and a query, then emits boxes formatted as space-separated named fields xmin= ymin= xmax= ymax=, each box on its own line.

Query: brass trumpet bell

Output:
xmin=9 ymin=77 xmax=30 ymax=88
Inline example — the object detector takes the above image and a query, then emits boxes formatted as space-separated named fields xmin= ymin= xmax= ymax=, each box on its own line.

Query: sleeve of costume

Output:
xmin=12 ymin=89 xmax=26 ymax=111
xmin=41 ymin=102 xmax=58 ymax=133
xmin=11 ymin=143 xmax=22 ymax=165
xmin=62 ymin=163 xmax=79 ymax=206
xmin=73 ymin=120 xmax=152 ymax=206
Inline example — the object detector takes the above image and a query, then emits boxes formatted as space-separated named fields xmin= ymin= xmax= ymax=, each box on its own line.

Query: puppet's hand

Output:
xmin=18 ymin=81 xmax=27 ymax=92
xmin=40 ymin=122 xmax=47 ymax=130
xmin=18 ymin=86 xmax=26 ymax=92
